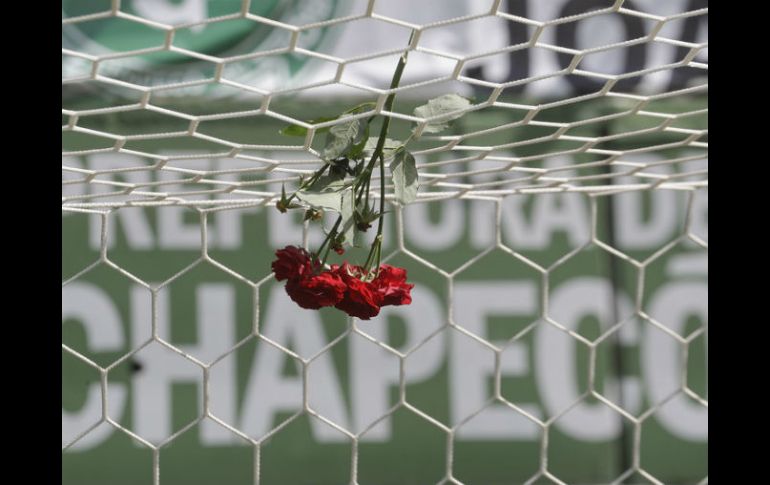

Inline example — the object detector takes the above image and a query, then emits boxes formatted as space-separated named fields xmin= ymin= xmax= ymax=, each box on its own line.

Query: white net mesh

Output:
xmin=62 ymin=0 xmax=707 ymax=208
xmin=63 ymin=1 xmax=707 ymax=484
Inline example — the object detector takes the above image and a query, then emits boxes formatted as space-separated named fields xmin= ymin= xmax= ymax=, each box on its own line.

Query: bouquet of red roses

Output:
xmin=270 ymin=39 xmax=470 ymax=319
xmin=272 ymin=246 xmax=413 ymax=320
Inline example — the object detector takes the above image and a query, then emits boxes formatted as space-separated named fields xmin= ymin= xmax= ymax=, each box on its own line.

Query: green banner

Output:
xmin=63 ymin=98 xmax=707 ymax=484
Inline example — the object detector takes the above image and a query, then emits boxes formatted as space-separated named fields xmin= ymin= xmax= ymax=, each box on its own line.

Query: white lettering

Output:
xmin=62 ymin=156 xmax=84 ymax=202
xmin=240 ymin=286 xmax=349 ymax=442
xmin=131 ymin=284 xmax=237 ymax=444
xmin=643 ymin=282 xmax=707 ymax=441
xmin=469 ymin=200 xmax=497 ymax=250
xmin=88 ymin=154 xmax=154 ymax=250
xmin=62 ymin=283 xmax=127 ymax=450
xmin=451 ymin=282 xmax=541 ymax=439
xmin=528 ymin=193 xmax=590 ymax=248
xmin=536 ymin=278 xmax=622 ymax=441
xmin=615 ymin=167 xmax=678 ymax=249
xmin=690 ymin=189 xmax=708 ymax=243
xmin=157 ymin=159 xmax=210 ymax=249
xmin=351 ymin=287 xmax=445 ymax=440
xmin=404 ymin=200 xmax=464 ymax=251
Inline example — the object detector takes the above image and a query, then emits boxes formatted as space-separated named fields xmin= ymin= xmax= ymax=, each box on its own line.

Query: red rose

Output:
xmin=333 ymin=263 xmax=383 ymax=320
xmin=373 ymin=264 xmax=414 ymax=306
xmin=285 ymin=271 xmax=346 ymax=309
xmin=335 ymin=277 xmax=383 ymax=320
xmin=272 ymin=246 xmax=314 ymax=281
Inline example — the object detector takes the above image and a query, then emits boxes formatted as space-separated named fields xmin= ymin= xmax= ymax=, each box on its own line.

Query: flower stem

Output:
xmin=375 ymin=152 xmax=385 ymax=269
xmin=295 ymin=33 xmax=413 ymax=275
xmin=361 ymin=35 xmax=413 ymax=273
xmin=317 ymin=215 xmax=343 ymax=267
xmin=361 ymin=43 xmax=410 ymax=186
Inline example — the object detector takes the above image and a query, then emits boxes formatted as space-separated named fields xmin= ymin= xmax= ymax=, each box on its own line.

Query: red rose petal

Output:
xmin=285 ymin=271 xmax=346 ymax=309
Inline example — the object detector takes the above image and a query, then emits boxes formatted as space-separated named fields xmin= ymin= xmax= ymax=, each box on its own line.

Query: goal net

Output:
xmin=62 ymin=1 xmax=707 ymax=484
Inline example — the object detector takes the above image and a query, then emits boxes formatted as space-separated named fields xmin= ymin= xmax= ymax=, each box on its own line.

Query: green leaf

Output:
xmin=307 ymin=172 xmax=346 ymax=192
xmin=390 ymin=150 xmax=419 ymax=205
xmin=296 ymin=180 xmax=350 ymax=212
xmin=278 ymin=101 xmax=376 ymax=138
xmin=295 ymin=190 xmax=344 ymax=212
xmin=323 ymin=118 xmax=366 ymax=160
xmin=348 ymin=123 xmax=370 ymax=159
xmin=279 ymin=116 xmax=339 ymax=137
xmin=344 ymin=101 xmax=377 ymax=115
xmin=296 ymin=184 xmax=356 ymax=246
xmin=412 ymin=94 xmax=472 ymax=134
xmin=363 ymin=137 xmax=402 ymax=159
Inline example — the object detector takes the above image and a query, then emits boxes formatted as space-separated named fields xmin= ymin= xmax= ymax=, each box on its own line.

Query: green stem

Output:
xmin=362 ymin=154 xmax=386 ymax=274
xmin=295 ymin=34 xmax=413 ymax=275
xmin=376 ymin=153 xmax=386 ymax=268
xmin=355 ymin=32 xmax=414 ymax=208
xmin=362 ymin=234 xmax=381 ymax=274
xmin=360 ymin=35 xmax=413 ymax=273
xmin=317 ymin=215 xmax=343 ymax=268
xmin=361 ymin=45 xmax=410 ymax=182
xmin=363 ymin=175 xmax=371 ymax=210
xmin=401 ymin=132 xmax=415 ymax=147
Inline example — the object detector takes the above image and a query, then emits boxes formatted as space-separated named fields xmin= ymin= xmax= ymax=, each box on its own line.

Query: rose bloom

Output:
xmin=285 ymin=271 xmax=346 ymax=309
xmin=372 ymin=264 xmax=414 ymax=306
xmin=272 ymin=246 xmax=314 ymax=281
xmin=333 ymin=263 xmax=383 ymax=320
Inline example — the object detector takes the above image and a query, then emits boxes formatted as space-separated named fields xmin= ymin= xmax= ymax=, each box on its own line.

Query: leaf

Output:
xmin=296 ymin=185 xmax=356 ymax=246
xmin=412 ymin=94 xmax=472 ymax=134
xmin=307 ymin=172 xmax=346 ymax=192
xmin=323 ymin=118 xmax=366 ymax=160
xmin=295 ymin=190 xmax=344 ymax=212
xmin=347 ymin=123 xmax=370 ymax=159
xmin=344 ymin=101 xmax=377 ymax=115
xmin=390 ymin=150 xmax=419 ymax=205
xmin=363 ymin=137 xmax=402 ymax=159
xmin=278 ymin=101 xmax=375 ymax=138
xmin=279 ymin=116 xmax=339 ymax=136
